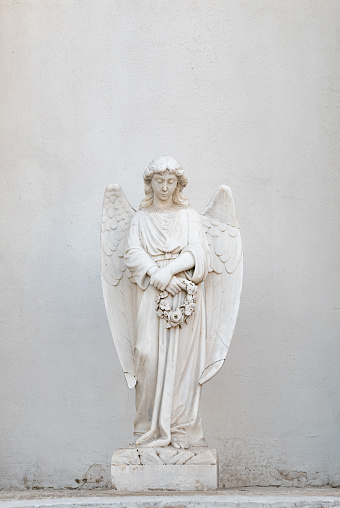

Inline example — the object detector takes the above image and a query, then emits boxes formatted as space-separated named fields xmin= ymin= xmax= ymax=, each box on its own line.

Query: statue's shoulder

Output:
xmin=186 ymin=207 xmax=203 ymax=222
xmin=128 ymin=209 xmax=145 ymax=225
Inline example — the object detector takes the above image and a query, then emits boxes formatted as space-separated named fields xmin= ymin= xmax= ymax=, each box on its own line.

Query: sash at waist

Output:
xmin=152 ymin=252 xmax=180 ymax=262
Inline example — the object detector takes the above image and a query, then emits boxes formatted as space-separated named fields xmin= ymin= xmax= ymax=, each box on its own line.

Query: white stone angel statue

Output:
xmin=101 ymin=156 xmax=243 ymax=450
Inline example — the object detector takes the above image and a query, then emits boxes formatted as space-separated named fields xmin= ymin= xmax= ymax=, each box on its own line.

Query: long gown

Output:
xmin=124 ymin=205 xmax=210 ymax=447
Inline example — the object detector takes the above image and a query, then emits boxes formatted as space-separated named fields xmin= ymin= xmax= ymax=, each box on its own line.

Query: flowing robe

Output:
xmin=124 ymin=206 xmax=210 ymax=447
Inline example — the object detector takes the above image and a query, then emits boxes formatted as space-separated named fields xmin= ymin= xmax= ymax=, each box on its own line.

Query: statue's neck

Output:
xmin=145 ymin=204 xmax=184 ymax=213
xmin=152 ymin=196 xmax=174 ymax=208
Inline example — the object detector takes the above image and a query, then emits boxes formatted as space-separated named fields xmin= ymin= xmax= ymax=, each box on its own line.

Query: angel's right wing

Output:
xmin=101 ymin=184 xmax=136 ymax=389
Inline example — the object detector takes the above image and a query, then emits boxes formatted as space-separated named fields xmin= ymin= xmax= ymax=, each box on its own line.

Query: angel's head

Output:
xmin=139 ymin=156 xmax=190 ymax=209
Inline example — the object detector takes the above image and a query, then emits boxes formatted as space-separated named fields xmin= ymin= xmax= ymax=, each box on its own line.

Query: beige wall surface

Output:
xmin=0 ymin=0 xmax=339 ymax=489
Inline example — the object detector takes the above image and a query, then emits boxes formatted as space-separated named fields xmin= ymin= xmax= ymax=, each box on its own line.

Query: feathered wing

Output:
xmin=101 ymin=184 xmax=137 ymax=389
xmin=200 ymin=185 xmax=243 ymax=385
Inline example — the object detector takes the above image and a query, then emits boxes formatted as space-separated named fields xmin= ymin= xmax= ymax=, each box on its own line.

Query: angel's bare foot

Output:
xmin=171 ymin=438 xmax=189 ymax=449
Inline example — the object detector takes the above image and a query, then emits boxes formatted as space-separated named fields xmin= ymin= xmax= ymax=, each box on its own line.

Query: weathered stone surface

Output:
xmin=157 ymin=448 xmax=179 ymax=464
xmin=171 ymin=451 xmax=195 ymax=465
xmin=111 ymin=448 xmax=140 ymax=466
xmin=186 ymin=449 xmax=217 ymax=465
xmin=111 ymin=464 xmax=218 ymax=491
xmin=112 ymin=447 xmax=217 ymax=466
xmin=111 ymin=447 xmax=218 ymax=491
xmin=138 ymin=448 xmax=163 ymax=465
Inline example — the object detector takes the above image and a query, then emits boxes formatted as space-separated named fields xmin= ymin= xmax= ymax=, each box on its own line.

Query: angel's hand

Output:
xmin=166 ymin=276 xmax=186 ymax=296
xmin=150 ymin=266 xmax=173 ymax=291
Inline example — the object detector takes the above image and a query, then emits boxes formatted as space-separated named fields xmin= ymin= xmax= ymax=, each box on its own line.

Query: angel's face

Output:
xmin=151 ymin=170 xmax=178 ymax=206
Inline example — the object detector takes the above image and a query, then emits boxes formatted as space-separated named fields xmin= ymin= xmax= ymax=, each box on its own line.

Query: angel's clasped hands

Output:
xmin=165 ymin=276 xmax=186 ymax=296
xmin=149 ymin=266 xmax=186 ymax=295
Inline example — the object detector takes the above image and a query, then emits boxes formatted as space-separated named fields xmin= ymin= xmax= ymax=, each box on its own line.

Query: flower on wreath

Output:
xmin=185 ymin=282 xmax=197 ymax=295
xmin=169 ymin=310 xmax=184 ymax=325
xmin=159 ymin=301 xmax=171 ymax=311
xmin=184 ymin=302 xmax=196 ymax=316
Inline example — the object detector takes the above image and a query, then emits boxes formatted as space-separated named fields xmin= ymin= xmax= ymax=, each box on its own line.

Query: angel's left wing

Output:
xmin=101 ymin=184 xmax=137 ymax=389
xmin=199 ymin=185 xmax=243 ymax=385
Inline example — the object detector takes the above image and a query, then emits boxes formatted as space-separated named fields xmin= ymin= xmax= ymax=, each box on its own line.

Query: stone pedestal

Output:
xmin=111 ymin=447 xmax=218 ymax=491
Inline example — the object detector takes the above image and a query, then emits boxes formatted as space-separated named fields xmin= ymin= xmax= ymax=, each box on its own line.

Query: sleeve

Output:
xmin=182 ymin=209 xmax=210 ymax=284
xmin=124 ymin=213 xmax=158 ymax=290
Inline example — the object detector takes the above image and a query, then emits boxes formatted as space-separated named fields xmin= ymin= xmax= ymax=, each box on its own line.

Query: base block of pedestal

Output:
xmin=111 ymin=447 xmax=218 ymax=492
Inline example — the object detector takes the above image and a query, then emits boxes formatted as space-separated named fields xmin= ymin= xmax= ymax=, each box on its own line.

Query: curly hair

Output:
xmin=139 ymin=156 xmax=190 ymax=209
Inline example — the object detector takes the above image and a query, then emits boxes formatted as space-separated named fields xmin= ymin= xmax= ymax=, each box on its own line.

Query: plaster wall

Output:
xmin=0 ymin=0 xmax=339 ymax=490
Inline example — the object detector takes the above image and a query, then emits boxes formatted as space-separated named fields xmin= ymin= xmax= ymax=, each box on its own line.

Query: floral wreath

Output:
xmin=156 ymin=279 xmax=197 ymax=328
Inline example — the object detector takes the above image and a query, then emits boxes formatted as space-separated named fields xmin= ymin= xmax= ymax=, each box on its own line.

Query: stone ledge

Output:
xmin=1 ymin=489 xmax=340 ymax=508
